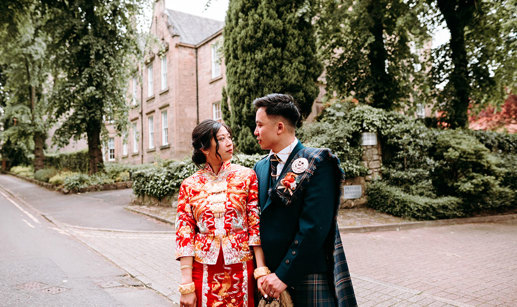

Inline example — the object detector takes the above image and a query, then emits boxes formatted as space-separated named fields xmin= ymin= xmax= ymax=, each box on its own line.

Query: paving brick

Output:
xmin=59 ymin=218 xmax=517 ymax=306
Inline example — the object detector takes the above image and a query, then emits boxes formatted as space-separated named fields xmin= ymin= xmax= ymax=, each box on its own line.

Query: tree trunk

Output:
xmin=437 ymin=0 xmax=476 ymax=128
xmin=86 ymin=118 xmax=104 ymax=175
xmin=33 ymin=132 xmax=45 ymax=171
xmin=30 ymin=85 xmax=45 ymax=171
xmin=25 ymin=57 xmax=45 ymax=171
xmin=367 ymin=0 xmax=396 ymax=110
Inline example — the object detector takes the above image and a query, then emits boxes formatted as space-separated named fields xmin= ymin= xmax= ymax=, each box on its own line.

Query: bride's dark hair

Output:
xmin=191 ymin=120 xmax=232 ymax=167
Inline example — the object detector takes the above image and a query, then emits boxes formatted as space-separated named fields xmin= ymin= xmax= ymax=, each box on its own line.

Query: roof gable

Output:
xmin=165 ymin=10 xmax=224 ymax=45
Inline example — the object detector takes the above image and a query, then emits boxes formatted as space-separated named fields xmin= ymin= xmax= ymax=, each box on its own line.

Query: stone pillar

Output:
xmin=340 ymin=132 xmax=382 ymax=208
xmin=363 ymin=142 xmax=382 ymax=182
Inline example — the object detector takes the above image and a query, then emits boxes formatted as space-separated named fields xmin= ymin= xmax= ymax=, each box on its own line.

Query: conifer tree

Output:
xmin=224 ymin=0 xmax=322 ymax=153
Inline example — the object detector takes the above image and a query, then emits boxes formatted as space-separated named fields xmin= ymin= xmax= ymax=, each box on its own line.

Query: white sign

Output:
xmin=342 ymin=185 xmax=362 ymax=199
xmin=361 ymin=132 xmax=377 ymax=146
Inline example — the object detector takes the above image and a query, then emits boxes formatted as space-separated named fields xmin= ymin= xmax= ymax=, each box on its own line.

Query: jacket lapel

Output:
xmin=261 ymin=141 xmax=304 ymax=212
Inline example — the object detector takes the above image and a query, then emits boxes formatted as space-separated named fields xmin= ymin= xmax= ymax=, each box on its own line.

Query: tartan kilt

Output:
xmin=289 ymin=273 xmax=336 ymax=306
xmin=331 ymin=226 xmax=357 ymax=307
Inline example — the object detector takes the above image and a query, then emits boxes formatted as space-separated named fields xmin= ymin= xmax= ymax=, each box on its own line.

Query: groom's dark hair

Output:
xmin=252 ymin=93 xmax=301 ymax=128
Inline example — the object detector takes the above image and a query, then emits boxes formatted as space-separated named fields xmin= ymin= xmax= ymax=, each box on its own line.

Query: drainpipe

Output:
xmin=140 ymin=65 xmax=144 ymax=164
xmin=195 ymin=48 xmax=199 ymax=124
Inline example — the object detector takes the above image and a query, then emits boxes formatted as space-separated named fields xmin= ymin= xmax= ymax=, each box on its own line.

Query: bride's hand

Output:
xmin=180 ymin=292 xmax=197 ymax=307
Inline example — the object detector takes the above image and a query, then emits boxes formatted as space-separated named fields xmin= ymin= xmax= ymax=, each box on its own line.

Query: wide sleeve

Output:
xmin=274 ymin=159 xmax=336 ymax=284
xmin=246 ymin=170 xmax=261 ymax=246
xmin=175 ymin=180 xmax=196 ymax=260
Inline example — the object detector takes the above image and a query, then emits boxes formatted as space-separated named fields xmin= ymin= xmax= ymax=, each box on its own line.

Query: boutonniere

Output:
xmin=278 ymin=172 xmax=300 ymax=195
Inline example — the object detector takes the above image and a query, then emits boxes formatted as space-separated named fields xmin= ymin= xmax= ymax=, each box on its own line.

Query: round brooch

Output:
xmin=291 ymin=158 xmax=309 ymax=174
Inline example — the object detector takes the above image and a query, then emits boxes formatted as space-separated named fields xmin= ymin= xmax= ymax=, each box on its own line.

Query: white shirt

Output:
xmin=268 ymin=138 xmax=298 ymax=177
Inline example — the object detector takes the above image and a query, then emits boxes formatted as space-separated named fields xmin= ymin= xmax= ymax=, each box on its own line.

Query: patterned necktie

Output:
xmin=270 ymin=153 xmax=281 ymax=184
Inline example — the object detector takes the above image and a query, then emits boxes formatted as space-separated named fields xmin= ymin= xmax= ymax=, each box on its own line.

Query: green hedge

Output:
xmin=34 ymin=168 xmax=58 ymax=183
xmin=367 ymin=181 xmax=464 ymax=220
xmin=44 ymin=150 xmax=89 ymax=173
xmin=301 ymin=100 xmax=516 ymax=219
xmin=132 ymin=160 xmax=198 ymax=200
xmin=431 ymin=130 xmax=515 ymax=212
xmin=467 ymin=129 xmax=517 ymax=153
xmin=131 ymin=154 xmax=264 ymax=201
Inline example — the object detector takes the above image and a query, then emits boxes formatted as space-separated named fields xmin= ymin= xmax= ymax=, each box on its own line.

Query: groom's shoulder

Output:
xmin=298 ymin=146 xmax=334 ymax=161
xmin=253 ymin=154 xmax=269 ymax=169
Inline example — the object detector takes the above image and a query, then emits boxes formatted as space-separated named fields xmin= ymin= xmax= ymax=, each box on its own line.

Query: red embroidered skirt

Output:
xmin=192 ymin=250 xmax=255 ymax=307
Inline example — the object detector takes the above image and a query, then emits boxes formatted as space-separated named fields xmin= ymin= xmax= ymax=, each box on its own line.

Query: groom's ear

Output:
xmin=277 ymin=121 xmax=285 ymax=135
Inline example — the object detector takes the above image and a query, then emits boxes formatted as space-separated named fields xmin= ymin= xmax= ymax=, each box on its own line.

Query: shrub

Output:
xmin=89 ymin=173 xmax=115 ymax=186
xmin=382 ymin=167 xmax=437 ymax=198
xmin=467 ymin=129 xmax=517 ymax=154
xmin=232 ymin=153 xmax=263 ymax=168
xmin=10 ymin=165 xmax=34 ymax=178
xmin=63 ymin=173 xmax=91 ymax=191
xmin=132 ymin=160 xmax=198 ymax=200
xmin=431 ymin=130 xmax=515 ymax=212
xmin=104 ymin=163 xmax=132 ymax=180
xmin=115 ymin=171 xmax=130 ymax=182
xmin=44 ymin=150 xmax=89 ymax=173
xmin=34 ymin=168 xmax=58 ymax=183
xmin=367 ymin=181 xmax=464 ymax=220
xmin=299 ymin=102 xmax=436 ymax=177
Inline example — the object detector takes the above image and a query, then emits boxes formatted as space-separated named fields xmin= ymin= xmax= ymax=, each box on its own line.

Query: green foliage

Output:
xmin=63 ymin=173 xmax=91 ymax=191
xmin=224 ymin=0 xmax=322 ymax=153
xmin=48 ymin=171 xmax=77 ymax=186
xmin=316 ymin=0 xmax=431 ymax=110
xmin=232 ymin=153 xmax=264 ymax=169
xmin=131 ymin=155 xmax=263 ymax=200
xmin=44 ymin=150 xmax=90 ymax=173
xmin=467 ymin=129 xmax=517 ymax=154
xmin=0 ymin=0 xmax=51 ymax=171
xmin=34 ymin=168 xmax=57 ymax=182
xmin=496 ymin=153 xmax=517 ymax=203
xmin=299 ymin=101 xmax=435 ymax=177
xmin=10 ymin=165 xmax=34 ymax=178
xmin=431 ymin=0 xmax=516 ymax=128
xmin=132 ymin=160 xmax=198 ymax=200
xmin=367 ymin=181 xmax=464 ymax=220
xmin=382 ymin=168 xmax=436 ymax=198
xmin=299 ymin=120 xmax=366 ymax=178
xmin=47 ymin=0 xmax=145 ymax=173
xmin=431 ymin=130 xmax=515 ymax=211
xmin=0 ymin=139 xmax=32 ymax=169
xmin=305 ymin=100 xmax=516 ymax=218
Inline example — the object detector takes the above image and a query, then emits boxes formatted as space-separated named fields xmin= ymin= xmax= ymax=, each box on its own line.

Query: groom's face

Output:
xmin=254 ymin=107 xmax=280 ymax=150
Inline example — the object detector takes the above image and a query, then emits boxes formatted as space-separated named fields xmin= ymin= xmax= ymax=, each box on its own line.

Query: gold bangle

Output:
xmin=180 ymin=265 xmax=193 ymax=270
xmin=178 ymin=282 xmax=195 ymax=295
xmin=254 ymin=266 xmax=271 ymax=280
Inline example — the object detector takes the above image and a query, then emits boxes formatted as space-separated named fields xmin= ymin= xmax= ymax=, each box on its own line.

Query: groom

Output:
xmin=253 ymin=93 xmax=356 ymax=306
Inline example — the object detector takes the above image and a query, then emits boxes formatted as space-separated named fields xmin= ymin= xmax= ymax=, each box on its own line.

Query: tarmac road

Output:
xmin=0 ymin=181 xmax=172 ymax=306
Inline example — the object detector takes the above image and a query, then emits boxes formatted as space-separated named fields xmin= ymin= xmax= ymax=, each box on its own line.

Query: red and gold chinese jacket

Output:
xmin=175 ymin=161 xmax=260 ymax=265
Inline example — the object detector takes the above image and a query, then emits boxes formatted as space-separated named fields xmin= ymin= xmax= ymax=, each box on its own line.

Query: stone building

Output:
xmin=104 ymin=0 xmax=225 ymax=164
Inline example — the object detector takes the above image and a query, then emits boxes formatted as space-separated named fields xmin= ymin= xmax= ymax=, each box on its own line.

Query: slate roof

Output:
xmin=165 ymin=10 xmax=224 ymax=45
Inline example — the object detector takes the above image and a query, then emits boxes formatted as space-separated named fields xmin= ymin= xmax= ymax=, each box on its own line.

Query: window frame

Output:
xmin=147 ymin=64 xmax=154 ymax=97
xmin=160 ymin=56 xmax=167 ymax=91
xmin=212 ymin=101 xmax=222 ymax=120
xmin=211 ymin=43 xmax=221 ymax=79
xmin=161 ymin=110 xmax=168 ymax=146
xmin=108 ymin=137 xmax=115 ymax=161
xmin=148 ymin=116 xmax=155 ymax=149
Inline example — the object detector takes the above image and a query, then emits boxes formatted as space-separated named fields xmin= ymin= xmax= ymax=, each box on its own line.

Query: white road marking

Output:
xmin=50 ymin=227 xmax=70 ymax=236
xmin=0 ymin=189 xmax=40 ymax=224
xmin=22 ymin=218 xmax=35 ymax=228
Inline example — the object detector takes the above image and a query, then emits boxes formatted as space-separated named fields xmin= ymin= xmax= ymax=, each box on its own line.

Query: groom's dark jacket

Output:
xmin=254 ymin=141 xmax=356 ymax=305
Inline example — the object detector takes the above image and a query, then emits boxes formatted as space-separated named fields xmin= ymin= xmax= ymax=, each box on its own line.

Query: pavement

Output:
xmin=1 ymin=174 xmax=517 ymax=306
